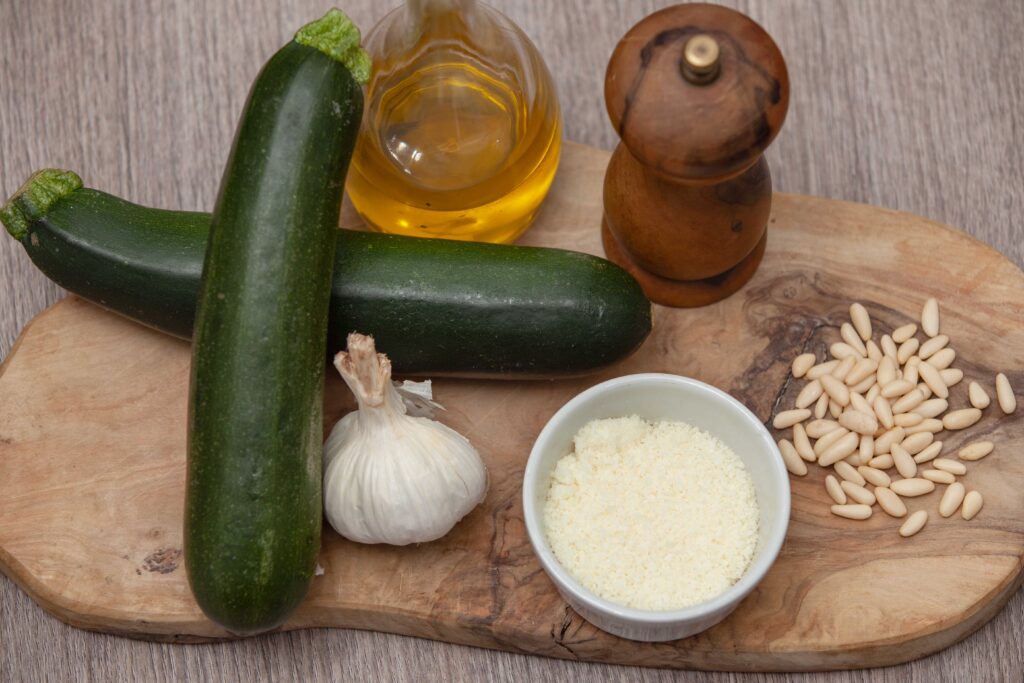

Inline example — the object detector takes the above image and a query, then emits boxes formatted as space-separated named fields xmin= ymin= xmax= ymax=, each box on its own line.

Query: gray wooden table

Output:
xmin=2 ymin=0 xmax=1022 ymax=680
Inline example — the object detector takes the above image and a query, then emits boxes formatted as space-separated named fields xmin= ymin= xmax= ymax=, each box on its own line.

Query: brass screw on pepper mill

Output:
xmin=602 ymin=3 xmax=789 ymax=307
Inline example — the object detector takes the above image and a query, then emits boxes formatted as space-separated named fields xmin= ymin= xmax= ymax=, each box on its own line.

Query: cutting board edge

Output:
xmin=0 ymin=293 xmax=63 ymax=380
xmin=2 ymin=543 xmax=1020 ymax=673
xmin=771 ymin=191 xmax=1024 ymax=287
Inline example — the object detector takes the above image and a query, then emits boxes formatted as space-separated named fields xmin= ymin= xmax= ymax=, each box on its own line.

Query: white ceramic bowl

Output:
xmin=522 ymin=373 xmax=790 ymax=642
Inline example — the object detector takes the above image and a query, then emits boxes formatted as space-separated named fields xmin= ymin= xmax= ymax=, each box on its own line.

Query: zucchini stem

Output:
xmin=294 ymin=9 xmax=371 ymax=85
xmin=1 ymin=168 xmax=82 ymax=241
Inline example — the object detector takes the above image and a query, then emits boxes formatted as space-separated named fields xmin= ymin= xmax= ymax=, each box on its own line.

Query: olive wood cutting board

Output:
xmin=1 ymin=142 xmax=1022 ymax=671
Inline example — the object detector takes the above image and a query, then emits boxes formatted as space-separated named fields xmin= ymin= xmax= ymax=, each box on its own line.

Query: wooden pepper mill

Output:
xmin=602 ymin=3 xmax=789 ymax=307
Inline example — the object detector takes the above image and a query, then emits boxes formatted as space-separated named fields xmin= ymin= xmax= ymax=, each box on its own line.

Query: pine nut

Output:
xmin=881 ymin=334 xmax=898 ymax=359
xmin=819 ymin=431 xmax=861 ymax=466
xmin=942 ymin=408 xmax=982 ymax=431
xmin=873 ymin=396 xmax=895 ymax=429
xmin=839 ymin=409 xmax=878 ymax=435
xmin=834 ymin=460 xmax=865 ymax=485
xmin=914 ymin=398 xmax=949 ymax=419
xmin=900 ymin=510 xmax=928 ymax=537
xmin=996 ymin=372 xmax=1016 ymax=414
xmin=831 ymin=504 xmax=873 ymax=520
xmin=795 ymin=379 xmax=824 ymax=409
xmin=891 ymin=444 xmax=918 ymax=478
xmin=825 ymin=474 xmax=847 ymax=504
xmin=814 ymin=392 xmax=829 ymax=418
xmin=829 ymin=399 xmax=843 ymax=418
xmin=939 ymin=482 xmax=966 ymax=518
xmin=958 ymin=441 xmax=994 ymax=461
xmin=968 ymin=382 xmax=991 ymax=409
xmin=918 ymin=362 xmax=949 ymax=399
xmin=874 ymin=427 xmax=906 ymax=455
xmin=891 ymin=478 xmax=935 ymax=497
xmin=901 ymin=431 xmax=934 ymax=455
xmin=821 ymin=375 xmax=851 ymax=406
xmin=841 ymin=323 xmax=868 ymax=357
xmin=962 ymin=491 xmax=983 ymax=520
xmin=918 ymin=334 xmax=948 ymax=360
xmin=845 ymin=452 xmax=868 ymax=469
xmin=841 ymin=480 xmax=876 ymax=506
xmin=878 ymin=357 xmax=898 ymax=386
xmin=866 ymin=340 xmax=882 ymax=362
xmin=869 ymin=454 xmax=895 ymax=469
xmin=894 ymin=412 xmax=923 ymax=427
xmin=792 ymin=422 xmax=816 ymax=462
xmin=814 ymin=426 xmax=851 ymax=455
xmin=897 ymin=338 xmax=920 ymax=365
xmin=866 ymin=384 xmax=881 ymax=404
xmin=806 ymin=419 xmax=841 ymax=438
xmin=792 ymin=353 xmax=816 ymax=378
xmin=939 ymin=368 xmax=963 ymax=387
xmin=859 ymin=465 xmax=891 ymax=487
xmin=933 ymin=458 xmax=967 ymax=475
xmin=892 ymin=389 xmax=926 ymax=414
xmin=926 ymin=347 xmax=956 ymax=370
xmin=850 ymin=303 xmax=872 ymax=341
xmin=881 ymin=379 xmax=915 ymax=399
xmin=922 ymin=469 xmax=956 ymax=484
xmin=831 ymin=356 xmax=856 ymax=382
xmin=875 ymin=486 xmax=907 ymax=517
xmin=912 ymin=441 xmax=943 ymax=464
xmin=849 ymin=391 xmax=872 ymax=415
xmin=831 ymin=342 xmax=861 ymax=361
xmin=848 ymin=450 xmax=871 ymax=468
xmin=892 ymin=323 xmax=918 ymax=344
xmin=921 ymin=297 xmax=940 ymax=337
xmin=848 ymin=450 xmax=871 ymax=469
xmin=778 ymin=439 xmax=807 ymax=476
xmin=904 ymin=418 xmax=943 ymax=435
xmin=774 ymin=408 xmax=811 ymax=429
xmin=807 ymin=360 xmax=840 ymax=380
xmin=846 ymin=358 xmax=878 ymax=387
xmin=859 ymin=434 xmax=874 ymax=463
xmin=849 ymin=374 xmax=876 ymax=395
xmin=916 ymin=381 xmax=931 ymax=399
xmin=903 ymin=359 xmax=920 ymax=386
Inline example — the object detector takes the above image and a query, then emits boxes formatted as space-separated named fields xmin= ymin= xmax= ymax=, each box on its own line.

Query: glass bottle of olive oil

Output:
xmin=346 ymin=0 xmax=562 ymax=244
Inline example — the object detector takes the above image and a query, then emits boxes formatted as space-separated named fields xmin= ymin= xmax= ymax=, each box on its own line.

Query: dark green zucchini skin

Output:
xmin=21 ymin=188 xmax=209 ymax=337
xmin=330 ymin=231 xmax=651 ymax=376
xmin=186 ymin=24 xmax=363 ymax=634
xmin=11 ymin=188 xmax=652 ymax=377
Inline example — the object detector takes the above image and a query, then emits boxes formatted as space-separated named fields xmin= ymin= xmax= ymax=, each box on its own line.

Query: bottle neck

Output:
xmin=407 ymin=0 xmax=477 ymax=22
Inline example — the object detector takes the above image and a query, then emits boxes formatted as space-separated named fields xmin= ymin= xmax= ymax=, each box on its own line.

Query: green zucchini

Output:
xmin=187 ymin=10 xmax=368 ymax=634
xmin=2 ymin=184 xmax=652 ymax=378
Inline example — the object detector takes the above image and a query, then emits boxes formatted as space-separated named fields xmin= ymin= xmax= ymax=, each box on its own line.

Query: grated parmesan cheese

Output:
xmin=543 ymin=416 xmax=759 ymax=611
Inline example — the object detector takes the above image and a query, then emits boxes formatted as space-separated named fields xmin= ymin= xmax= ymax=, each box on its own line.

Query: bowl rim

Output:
xmin=522 ymin=372 xmax=791 ymax=625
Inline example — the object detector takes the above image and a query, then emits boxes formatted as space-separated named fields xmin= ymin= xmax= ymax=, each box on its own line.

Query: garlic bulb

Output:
xmin=323 ymin=333 xmax=488 ymax=545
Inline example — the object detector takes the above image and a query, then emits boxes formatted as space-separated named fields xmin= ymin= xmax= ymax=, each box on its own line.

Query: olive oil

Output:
xmin=347 ymin=0 xmax=561 ymax=244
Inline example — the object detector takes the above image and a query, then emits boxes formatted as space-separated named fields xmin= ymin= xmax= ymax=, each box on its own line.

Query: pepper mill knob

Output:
xmin=602 ymin=3 xmax=789 ymax=307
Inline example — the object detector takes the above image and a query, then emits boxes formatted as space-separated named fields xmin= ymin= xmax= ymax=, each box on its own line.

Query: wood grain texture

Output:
xmin=2 ymin=142 xmax=1024 ymax=672
xmin=1 ymin=0 xmax=1022 ymax=681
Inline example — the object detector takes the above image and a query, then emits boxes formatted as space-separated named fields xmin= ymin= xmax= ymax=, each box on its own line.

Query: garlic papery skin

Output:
xmin=323 ymin=333 xmax=488 ymax=546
